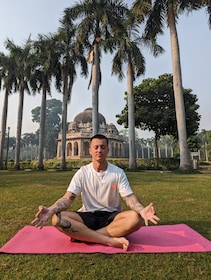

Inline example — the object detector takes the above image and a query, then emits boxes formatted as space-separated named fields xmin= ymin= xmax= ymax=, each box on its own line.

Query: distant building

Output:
xmin=56 ymin=108 xmax=125 ymax=159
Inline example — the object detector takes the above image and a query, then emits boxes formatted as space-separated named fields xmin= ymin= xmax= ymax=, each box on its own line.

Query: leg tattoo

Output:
xmin=56 ymin=213 xmax=78 ymax=233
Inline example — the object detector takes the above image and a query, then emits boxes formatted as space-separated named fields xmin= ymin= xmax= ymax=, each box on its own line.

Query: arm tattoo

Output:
xmin=123 ymin=193 xmax=145 ymax=213
xmin=48 ymin=193 xmax=76 ymax=214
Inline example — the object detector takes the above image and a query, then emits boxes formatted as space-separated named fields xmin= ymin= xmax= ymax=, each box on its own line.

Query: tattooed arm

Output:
xmin=123 ymin=193 xmax=145 ymax=213
xmin=123 ymin=193 xmax=160 ymax=226
xmin=48 ymin=192 xmax=76 ymax=214
xmin=31 ymin=192 xmax=76 ymax=228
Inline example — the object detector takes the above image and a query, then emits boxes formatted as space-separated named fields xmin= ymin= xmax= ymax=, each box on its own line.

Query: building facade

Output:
xmin=56 ymin=108 xmax=125 ymax=159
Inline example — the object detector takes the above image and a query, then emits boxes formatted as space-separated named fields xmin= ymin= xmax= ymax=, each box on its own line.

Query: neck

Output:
xmin=92 ymin=161 xmax=108 ymax=173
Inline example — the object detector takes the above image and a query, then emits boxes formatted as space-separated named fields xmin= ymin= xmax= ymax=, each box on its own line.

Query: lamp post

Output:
xmin=5 ymin=126 xmax=10 ymax=169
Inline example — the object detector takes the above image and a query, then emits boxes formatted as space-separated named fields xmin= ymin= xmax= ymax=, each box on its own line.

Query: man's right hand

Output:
xmin=31 ymin=205 xmax=54 ymax=229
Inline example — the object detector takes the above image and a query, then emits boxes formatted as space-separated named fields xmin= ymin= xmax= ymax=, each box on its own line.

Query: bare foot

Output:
xmin=70 ymin=236 xmax=129 ymax=250
xmin=110 ymin=237 xmax=129 ymax=251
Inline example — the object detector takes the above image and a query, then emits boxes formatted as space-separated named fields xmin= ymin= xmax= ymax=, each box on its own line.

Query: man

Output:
xmin=32 ymin=134 xmax=160 ymax=251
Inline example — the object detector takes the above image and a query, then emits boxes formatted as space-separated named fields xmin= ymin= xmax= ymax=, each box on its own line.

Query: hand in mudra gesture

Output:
xmin=140 ymin=203 xmax=160 ymax=226
xmin=31 ymin=205 xmax=53 ymax=229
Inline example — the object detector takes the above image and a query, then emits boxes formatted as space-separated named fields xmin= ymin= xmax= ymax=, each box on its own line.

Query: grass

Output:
xmin=0 ymin=170 xmax=211 ymax=280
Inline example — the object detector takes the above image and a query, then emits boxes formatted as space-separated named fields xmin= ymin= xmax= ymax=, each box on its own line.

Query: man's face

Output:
xmin=89 ymin=138 xmax=109 ymax=162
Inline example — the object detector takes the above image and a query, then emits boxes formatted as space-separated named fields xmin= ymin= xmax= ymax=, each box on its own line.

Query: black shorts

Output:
xmin=77 ymin=211 xmax=119 ymax=230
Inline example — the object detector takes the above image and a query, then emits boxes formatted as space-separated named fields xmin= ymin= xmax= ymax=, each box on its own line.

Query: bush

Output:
xmin=4 ymin=157 xmax=181 ymax=171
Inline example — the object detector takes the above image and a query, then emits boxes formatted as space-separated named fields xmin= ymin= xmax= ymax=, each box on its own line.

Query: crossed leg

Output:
xmin=52 ymin=210 xmax=143 ymax=251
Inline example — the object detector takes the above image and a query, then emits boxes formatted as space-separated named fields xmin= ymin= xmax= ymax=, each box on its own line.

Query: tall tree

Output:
xmin=22 ymin=132 xmax=38 ymax=147
xmin=5 ymin=38 xmax=34 ymax=170
xmin=197 ymin=129 xmax=209 ymax=161
xmin=203 ymin=0 xmax=211 ymax=25
xmin=31 ymin=34 xmax=58 ymax=169
xmin=54 ymin=16 xmax=88 ymax=170
xmin=111 ymin=25 xmax=145 ymax=169
xmin=116 ymin=73 xmax=200 ymax=160
xmin=204 ymin=130 xmax=211 ymax=161
xmin=132 ymin=0 xmax=202 ymax=169
xmin=31 ymin=99 xmax=62 ymax=158
xmin=0 ymin=53 xmax=16 ymax=169
xmin=65 ymin=0 xmax=128 ymax=135
xmin=110 ymin=9 xmax=162 ymax=169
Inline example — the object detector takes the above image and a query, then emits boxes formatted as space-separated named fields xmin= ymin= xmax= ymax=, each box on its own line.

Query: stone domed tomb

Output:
xmin=56 ymin=108 xmax=125 ymax=159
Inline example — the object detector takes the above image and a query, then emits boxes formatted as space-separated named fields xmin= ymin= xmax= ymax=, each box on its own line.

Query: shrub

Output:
xmin=4 ymin=158 xmax=181 ymax=171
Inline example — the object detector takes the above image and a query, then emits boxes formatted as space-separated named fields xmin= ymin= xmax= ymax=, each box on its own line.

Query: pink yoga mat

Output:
xmin=0 ymin=224 xmax=211 ymax=254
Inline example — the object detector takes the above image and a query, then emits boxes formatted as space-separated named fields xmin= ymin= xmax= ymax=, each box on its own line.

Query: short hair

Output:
xmin=90 ymin=134 xmax=108 ymax=145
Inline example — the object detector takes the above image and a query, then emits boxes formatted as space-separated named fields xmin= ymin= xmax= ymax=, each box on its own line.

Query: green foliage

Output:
xmin=116 ymin=73 xmax=200 ymax=140
xmin=137 ymin=157 xmax=180 ymax=170
xmin=187 ymin=134 xmax=201 ymax=152
xmin=5 ymin=158 xmax=180 ymax=171
xmin=0 ymin=171 xmax=210 ymax=279
xmin=21 ymin=132 xmax=38 ymax=146
xmin=206 ymin=130 xmax=211 ymax=160
xmin=191 ymin=129 xmax=211 ymax=161
xmin=31 ymin=99 xmax=62 ymax=158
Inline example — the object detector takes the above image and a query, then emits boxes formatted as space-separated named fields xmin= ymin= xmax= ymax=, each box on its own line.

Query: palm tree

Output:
xmin=0 ymin=53 xmax=16 ymax=169
xmin=31 ymin=34 xmax=57 ymax=170
xmin=54 ymin=16 xmax=88 ymax=170
xmin=5 ymin=38 xmax=34 ymax=170
xmin=65 ymin=0 xmax=128 ymax=135
xmin=111 ymin=12 xmax=162 ymax=169
xmin=133 ymin=0 xmax=202 ymax=169
xmin=203 ymin=0 xmax=211 ymax=24
xmin=111 ymin=32 xmax=144 ymax=169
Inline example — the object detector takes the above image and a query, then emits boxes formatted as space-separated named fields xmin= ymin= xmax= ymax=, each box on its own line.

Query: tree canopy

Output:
xmin=31 ymin=99 xmax=62 ymax=158
xmin=117 ymin=73 xmax=201 ymax=141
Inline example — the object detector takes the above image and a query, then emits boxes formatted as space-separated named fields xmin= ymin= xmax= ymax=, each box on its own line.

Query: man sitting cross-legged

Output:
xmin=32 ymin=134 xmax=160 ymax=251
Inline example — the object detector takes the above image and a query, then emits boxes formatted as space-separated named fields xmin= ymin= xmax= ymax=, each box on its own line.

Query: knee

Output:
xmin=128 ymin=210 xmax=143 ymax=229
xmin=52 ymin=212 xmax=66 ymax=227
xmin=51 ymin=212 xmax=72 ymax=231
xmin=119 ymin=211 xmax=143 ymax=235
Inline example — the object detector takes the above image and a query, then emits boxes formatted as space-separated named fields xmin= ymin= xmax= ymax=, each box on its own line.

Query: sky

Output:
xmin=0 ymin=0 xmax=210 ymax=139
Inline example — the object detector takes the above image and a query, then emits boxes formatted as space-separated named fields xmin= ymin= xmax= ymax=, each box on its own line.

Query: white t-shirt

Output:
xmin=67 ymin=162 xmax=133 ymax=212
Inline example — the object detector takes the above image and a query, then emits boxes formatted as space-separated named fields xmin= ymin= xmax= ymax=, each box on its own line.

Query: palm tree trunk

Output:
xmin=60 ymin=67 xmax=68 ymax=170
xmin=168 ymin=3 xmax=191 ymax=170
xmin=0 ymin=90 xmax=9 ymax=169
xmin=127 ymin=61 xmax=136 ymax=170
xmin=14 ymin=88 xmax=24 ymax=170
xmin=154 ymin=133 xmax=159 ymax=159
xmin=38 ymin=88 xmax=47 ymax=170
xmin=92 ymin=41 xmax=100 ymax=135
xmin=154 ymin=132 xmax=159 ymax=167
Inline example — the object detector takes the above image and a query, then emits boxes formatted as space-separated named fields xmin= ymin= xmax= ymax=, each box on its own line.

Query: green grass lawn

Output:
xmin=0 ymin=170 xmax=211 ymax=280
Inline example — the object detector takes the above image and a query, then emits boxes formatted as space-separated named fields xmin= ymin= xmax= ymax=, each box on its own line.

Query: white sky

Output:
xmin=0 ymin=0 xmax=210 ymax=138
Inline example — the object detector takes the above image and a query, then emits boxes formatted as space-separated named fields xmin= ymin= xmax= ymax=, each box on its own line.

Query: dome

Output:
xmin=107 ymin=123 xmax=117 ymax=130
xmin=107 ymin=123 xmax=118 ymax=134
xmin=74 ymin=108 xmax=106 ymax=125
